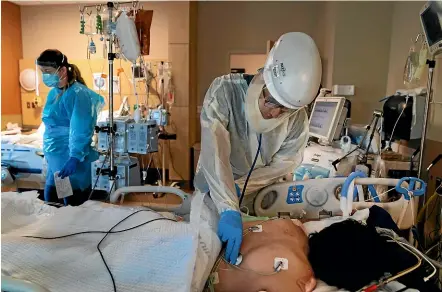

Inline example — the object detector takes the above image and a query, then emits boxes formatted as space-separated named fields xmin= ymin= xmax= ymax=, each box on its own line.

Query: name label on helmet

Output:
xmin=280 ymin=63 xmax=286 ymax=77
xmin=272 ymin=63 xmax=286 ymax=78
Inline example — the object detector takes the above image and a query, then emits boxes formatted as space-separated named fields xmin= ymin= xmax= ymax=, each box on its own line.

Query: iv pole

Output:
xmin=417 ymin=1 xmax=442 ymax=177
xmin=417 ymin=57 xmax=436 ymax=178
xmin=417 ymin=54 xmax=439 ymax=249
xmin=107 ymin=2 xmax=116 ymax=193
xmin=80 ymin=1 xmax=137 ymax=194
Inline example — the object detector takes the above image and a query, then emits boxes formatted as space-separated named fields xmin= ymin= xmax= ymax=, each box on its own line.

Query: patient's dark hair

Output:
xmin=308 ymin=220 xmax=389 ymax=291
xmin=308 ymin=219 xmax=439 ymax=291
xmin=37 ymin=49 xmax=87 ymax=87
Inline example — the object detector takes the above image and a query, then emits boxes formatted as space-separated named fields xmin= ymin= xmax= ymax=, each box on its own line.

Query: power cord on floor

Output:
xmin=24 ymin=210 xmax=176 ymax=292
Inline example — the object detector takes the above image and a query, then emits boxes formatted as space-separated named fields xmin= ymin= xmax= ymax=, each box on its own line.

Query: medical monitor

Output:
xmin=309 ymin=97 xmax=347 ymax=143
xmin=420 ymin=2 xmax=442 ymax=56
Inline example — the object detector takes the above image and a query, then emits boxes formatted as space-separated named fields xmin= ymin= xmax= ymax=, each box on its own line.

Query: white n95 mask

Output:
xmin=244 ymin=72 xmax=301 ymax=134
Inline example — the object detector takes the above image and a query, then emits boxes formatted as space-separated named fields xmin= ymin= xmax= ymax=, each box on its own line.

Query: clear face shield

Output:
xmin=36 ymin=59 xmax=60 ymax=73
xmin=261 ymin=87 xmax=289 ymax=111
xmin=244 ymin=70 xmax=300 ymax=134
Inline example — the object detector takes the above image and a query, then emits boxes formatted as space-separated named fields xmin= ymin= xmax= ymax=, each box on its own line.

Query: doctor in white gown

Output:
xmin=194 ymin=32 xmax=322 ymax=264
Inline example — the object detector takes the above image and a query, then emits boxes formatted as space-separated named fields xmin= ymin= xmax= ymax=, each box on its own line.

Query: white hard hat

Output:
xmin=263 ymin=32 xmax=322 ymax=109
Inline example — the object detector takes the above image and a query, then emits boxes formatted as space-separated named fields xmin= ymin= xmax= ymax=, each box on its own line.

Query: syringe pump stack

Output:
xmin=93 ymin=116 xmax=160 ymax=191
xmin=96 ymin=117 xmax=159 ymax=155
xmin=96 ymin=117 xmax=133 ymax=153
xmin=127 ymin=119 xmax=159 ymax=154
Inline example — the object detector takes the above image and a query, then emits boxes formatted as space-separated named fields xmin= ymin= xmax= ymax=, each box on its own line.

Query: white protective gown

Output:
xmin=194 ymin=74 xmax=309 ymax=214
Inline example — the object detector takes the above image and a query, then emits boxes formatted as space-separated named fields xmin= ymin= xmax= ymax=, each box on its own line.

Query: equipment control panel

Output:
xmin=127 ymin=120 xmax=159 ymax=154
xmin=286 ymin=185 xmax=304 ymax=204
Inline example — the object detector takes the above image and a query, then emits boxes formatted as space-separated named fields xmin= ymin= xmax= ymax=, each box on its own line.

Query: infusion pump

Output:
xmin=93 ymin=117 xmax=158 ymax=192
xmin=96 ymin=117 xmax=159 ymax=154
xmin=91 ymin=155 xmax=141 ymax=192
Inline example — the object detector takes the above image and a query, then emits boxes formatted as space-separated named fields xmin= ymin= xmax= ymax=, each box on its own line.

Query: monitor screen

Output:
xmin=421 ymin=3 xmax=442 ymax=47
xmin=309 ymin=101 xmax=339 ymax=138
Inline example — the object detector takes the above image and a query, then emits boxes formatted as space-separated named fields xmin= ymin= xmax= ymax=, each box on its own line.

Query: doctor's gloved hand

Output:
xmin=218 ymin=210 xmax=243 ymax=264
xmin=59 ymin=157 xmax=80 ymax=179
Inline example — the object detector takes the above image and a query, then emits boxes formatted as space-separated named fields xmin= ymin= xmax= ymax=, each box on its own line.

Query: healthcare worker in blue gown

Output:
xmin=37 ymin=49 xmax=104 ymax=206
xmin=194 ymin=32 xmax=322 ymax=265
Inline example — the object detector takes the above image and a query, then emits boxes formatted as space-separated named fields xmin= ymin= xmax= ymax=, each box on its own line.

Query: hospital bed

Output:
xmin=254 ymin=177 xmax=419 ymax=230
xmin=1 ymin=187 xmax=221 ymax=292
xmin=2 ymin=178 xmax=440 ymax=292
xmin=1 ymin=124 xmax=45 ymax=190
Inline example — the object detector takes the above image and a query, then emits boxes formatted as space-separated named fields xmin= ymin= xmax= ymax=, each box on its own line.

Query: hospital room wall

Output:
xmin=326 ymin=1 xmax=394 ymax=125
xmin=197 ymin=1 xmax=325 ymax=107
xmin=196 ymin=1 xmax=325 ymax=141
xmin=196 ymin=2 xmax=397 ymax=133
xmin=20 ymin=3 xmax=169 ymax=60
xmin=1 ymin=1 xmax=23 ymax=129
xmin=20 ymin=2 xmax=195 ymax=180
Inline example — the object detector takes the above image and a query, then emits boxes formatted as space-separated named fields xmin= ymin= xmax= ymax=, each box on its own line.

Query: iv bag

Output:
xmin=413 ymin=44 xmax=428 ymax=83
xmin=115 ymin=12 xmax=140 ymax=63
xmin=166 ymin=83 xmax=175 ymax=105
xmin=403 ymin=40 xmax=427 ymax=88
xmin=403 ymin=45 xmax=419 ymax=87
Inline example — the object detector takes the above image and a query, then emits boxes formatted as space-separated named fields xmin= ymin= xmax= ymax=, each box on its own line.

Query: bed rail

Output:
xmin=110 ymin=186 xmax=192 ymax=216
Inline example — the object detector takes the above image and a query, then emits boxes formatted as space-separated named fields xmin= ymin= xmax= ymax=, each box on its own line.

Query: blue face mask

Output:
xmin=42 ymin=73 xmax=60 ymax=88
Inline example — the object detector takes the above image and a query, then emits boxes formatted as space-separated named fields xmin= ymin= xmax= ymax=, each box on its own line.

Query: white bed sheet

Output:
xmin=1 ymin=123 xmax=44 ymax=147
xmin=1 ymin=135 xmax=42 ymax=148
xmin=1 ymin=132 xmax=43 ymax=149
xmin=1 ymin=191 xmax=221 ymax=292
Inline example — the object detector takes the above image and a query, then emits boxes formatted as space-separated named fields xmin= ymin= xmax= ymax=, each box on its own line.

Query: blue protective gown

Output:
xmin=42 ymin=82 xmax=104 ymax=190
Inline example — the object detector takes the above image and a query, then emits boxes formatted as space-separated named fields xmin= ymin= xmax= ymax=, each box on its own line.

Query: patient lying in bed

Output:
xmin=211 ymin=218 xmax=316 ymax=292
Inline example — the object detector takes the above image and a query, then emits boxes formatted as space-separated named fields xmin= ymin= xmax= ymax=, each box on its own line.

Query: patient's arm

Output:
xmin=214 ymin=219 xmax=316 ymax=292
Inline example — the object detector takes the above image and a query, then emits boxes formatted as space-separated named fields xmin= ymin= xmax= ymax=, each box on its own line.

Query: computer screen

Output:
xmin=421 ymin=2 xmax=442 ymax=53
xmin=422 ymin=4 xmax=442 ymax=46
xmin=309 ymin=101 xmax=339 ymax=138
